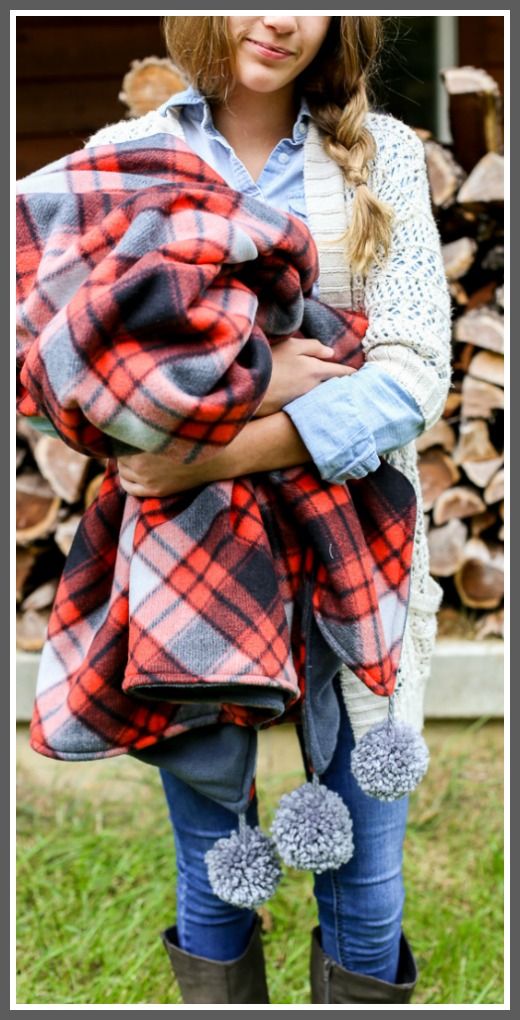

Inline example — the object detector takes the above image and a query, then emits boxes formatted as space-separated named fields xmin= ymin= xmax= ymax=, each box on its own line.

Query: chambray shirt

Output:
xmin=28 ymin=87 xmax=424 ymax=483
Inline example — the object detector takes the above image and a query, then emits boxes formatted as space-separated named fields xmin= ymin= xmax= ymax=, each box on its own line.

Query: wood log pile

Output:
xmin=418 ymin=66 xmax=504 ymax=639
xmin=16 ymin=418 xmax=107 ymax=652
xmin=16 ymin=63 xmax=505 ymax=651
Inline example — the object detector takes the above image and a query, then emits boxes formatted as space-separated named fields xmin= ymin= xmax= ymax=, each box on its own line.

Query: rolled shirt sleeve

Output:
xmin=283 ymin=362 xmax=424 ymax=484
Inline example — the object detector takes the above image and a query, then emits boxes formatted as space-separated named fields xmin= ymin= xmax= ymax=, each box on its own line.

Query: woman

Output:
xmin=76 ymin=15 xmax=450 ymax=1005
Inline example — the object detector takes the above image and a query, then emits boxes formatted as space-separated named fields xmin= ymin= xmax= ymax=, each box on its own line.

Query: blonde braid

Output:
xmin=311 ymin=78 xmax=394 ymax=277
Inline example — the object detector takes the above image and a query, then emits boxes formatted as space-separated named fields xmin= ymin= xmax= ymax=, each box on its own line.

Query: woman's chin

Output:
xmin=237 ymin=72 xmax=292 ymax=95
xmin=233 ymin=57 xmax=293 ymax=95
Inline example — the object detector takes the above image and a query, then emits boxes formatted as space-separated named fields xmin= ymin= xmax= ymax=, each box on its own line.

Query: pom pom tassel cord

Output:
xmin=270 ymin=771 xmax=355 ymax=874
xmin=350 ymin=692 xmax=430 ymax=801
xmin=205 ymin=811 xmax=282 ymax=910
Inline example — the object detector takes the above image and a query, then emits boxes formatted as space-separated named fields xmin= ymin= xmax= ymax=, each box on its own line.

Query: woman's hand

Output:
xmin=255 ymin=337 xmax=356 ymax=417
xmin=116 ymin=451 xmax=223 ymax=498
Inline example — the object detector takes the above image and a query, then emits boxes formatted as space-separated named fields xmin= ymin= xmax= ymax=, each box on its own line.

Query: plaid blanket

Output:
xmin=16 ymin=134 xmax=417 ymax=763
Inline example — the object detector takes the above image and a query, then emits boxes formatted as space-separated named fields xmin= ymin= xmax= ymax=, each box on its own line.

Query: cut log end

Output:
xmin=432 ymin=485 xmax=486 ymax=526
xmin=454 ymin=538 xmax=504 ymax=609
xmin=119 ymin=57 xmax=186 ymax=117
xmin=16 ymin=609 xmax=51 ymax=652
xmin=16 ymin=476 xmax=61 ymax=545
xmin=418 ymin=449 xmax=461 ymax=512
xmin=428 ymin=518 xmax=468 ymax=577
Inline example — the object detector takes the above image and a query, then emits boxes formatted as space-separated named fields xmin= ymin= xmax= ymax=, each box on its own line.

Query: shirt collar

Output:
xmin=158 ymin=85 xmax=312 ymax=144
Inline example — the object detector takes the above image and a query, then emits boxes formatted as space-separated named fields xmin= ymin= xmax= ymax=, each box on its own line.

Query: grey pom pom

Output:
xmin=204 ymin=816 xmax=282 ymax=909
xmin=270 ymin=776 xmax=354 ymax=874
xmin=351 ymin=717 xmax=430 ymax=801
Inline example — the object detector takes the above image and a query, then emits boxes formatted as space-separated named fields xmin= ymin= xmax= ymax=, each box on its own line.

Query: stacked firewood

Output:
xmin=418 ymin=67 xmax=504 ymax=639
xmin=16 ymin=64 xmax=505 ymax=651
xmin=16 ymin=418 xmax=107 ymax=652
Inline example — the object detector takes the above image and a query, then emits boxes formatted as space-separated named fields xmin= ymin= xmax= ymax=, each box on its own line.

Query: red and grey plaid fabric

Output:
xmin=16 ymin=134 xmax=417 ymax=763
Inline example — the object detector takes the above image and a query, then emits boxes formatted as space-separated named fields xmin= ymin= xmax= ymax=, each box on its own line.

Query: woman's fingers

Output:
xmin=296 ymin=338 xmax=335 ymax=358
xmin=291 ymin=339 xmax=359 ymax=375
xmin=311 ymin=361 xmax=357 ymax=379
xmin=117 ymin=453 xmax=156 ymax=484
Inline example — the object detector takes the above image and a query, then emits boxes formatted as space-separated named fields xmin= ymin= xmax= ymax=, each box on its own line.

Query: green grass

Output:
xmin=16 ymin=719 xmax=504 ymax=1005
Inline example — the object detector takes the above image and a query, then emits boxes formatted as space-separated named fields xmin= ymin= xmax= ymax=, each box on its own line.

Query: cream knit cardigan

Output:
xmin=86 ymin=106 xmax=453 ymax=743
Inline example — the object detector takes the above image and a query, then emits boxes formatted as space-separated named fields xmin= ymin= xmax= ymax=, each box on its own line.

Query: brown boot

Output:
xmin=310 ymin=925 xmax=418 ymax=1004
xmin=161 ymin=912 xmax=270 ymax=1004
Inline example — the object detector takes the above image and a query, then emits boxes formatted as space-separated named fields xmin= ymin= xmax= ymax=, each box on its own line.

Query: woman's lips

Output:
xmin=245 ymin=38 xmax=294 ymax=60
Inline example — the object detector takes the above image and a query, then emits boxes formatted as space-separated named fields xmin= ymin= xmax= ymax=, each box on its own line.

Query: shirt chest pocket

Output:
xmin=287 ymin=192 xmax=307 ymax=224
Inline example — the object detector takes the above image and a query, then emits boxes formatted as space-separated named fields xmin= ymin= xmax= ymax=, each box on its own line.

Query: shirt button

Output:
xmin=297 ymin=123 xmax=307 ymax=135
xmin=278 ymin=152 xmax=290 ymax=164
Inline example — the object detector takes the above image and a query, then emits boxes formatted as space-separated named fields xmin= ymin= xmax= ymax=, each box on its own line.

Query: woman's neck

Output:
xmin=211 ymin=82 xmax=299 ymax=154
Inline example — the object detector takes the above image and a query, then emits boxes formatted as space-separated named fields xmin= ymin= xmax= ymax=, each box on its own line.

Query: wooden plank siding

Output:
xmin=16 ymin=15 xmax=167 ymax=177
xmin=458 ymin=15 xmax=505 ymax=95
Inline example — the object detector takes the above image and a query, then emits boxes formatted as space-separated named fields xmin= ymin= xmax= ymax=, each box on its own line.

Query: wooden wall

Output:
xmin=458 ymin=16 xmax=504 ymax=95
xmin=16 ymin=16 xmax=166 ymax=178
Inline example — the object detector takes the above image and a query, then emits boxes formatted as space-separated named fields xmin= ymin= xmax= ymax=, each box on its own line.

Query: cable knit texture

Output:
xmin=85 ymin=105 xmax=452 ymax=742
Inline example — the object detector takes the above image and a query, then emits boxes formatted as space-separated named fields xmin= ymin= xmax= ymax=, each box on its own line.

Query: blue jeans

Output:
xmin=159 ymin=672 xmax=409 ymax=982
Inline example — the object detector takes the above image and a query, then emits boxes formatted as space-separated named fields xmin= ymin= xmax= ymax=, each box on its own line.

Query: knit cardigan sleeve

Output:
xmin=358 ymin=114 xmax=453 ymax=431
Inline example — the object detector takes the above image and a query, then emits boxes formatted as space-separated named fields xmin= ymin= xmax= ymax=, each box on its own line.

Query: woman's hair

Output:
xmin=161 ymin=16 xmax=395 ymax=276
